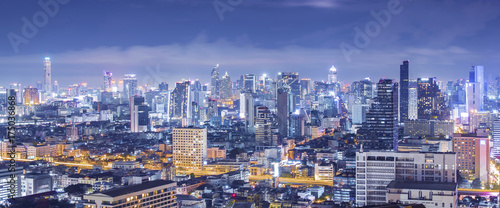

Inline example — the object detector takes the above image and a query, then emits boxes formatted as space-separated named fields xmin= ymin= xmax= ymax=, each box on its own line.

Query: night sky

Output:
xmin=1 ymin=0 xmax=499 ymax=88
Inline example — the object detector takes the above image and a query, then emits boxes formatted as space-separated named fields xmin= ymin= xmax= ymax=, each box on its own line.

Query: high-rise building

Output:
xmin=492 ymin=119 xmax=500 ymax=158
xmin=453 ymin=132 xmax=490 ymax=182
xmin=277 ymin=88 xmax=294 ymax=137
xmin=130 ymin=96 xmax=149 ymax=132
xmin=328 ymin=65 xmax=338 ymax=84
xmin=300 ymin=78 xmax=313 ymax=99
xmin=400 ymin=60 xmax=409 ymax=121
xmin=357 ymin=79 xmax=399 ymax=151
xmin=255 ymin=106 xmax=272 ymax=146
xmin=124 ymin=74 xmax=137 ymax=100
xmin=103 ymin=70 xmax=112 ymax=92
xmin=408 ymin=80 xmax=418 ymax=120
xmin=219 ymin=71 xmax=233 ymax=99
xmin=352 ymin=104 xmax=369 ymax=124
xmin=83 ymin=180 xmax=177 ymax=208
xmin=53 ymin=80 xmax=59 ymax=94
xmin=172 ymin=127 xmax=207 ymax=171
xmin=243 ymin=74 xmax=256 ymax=93
xmin=277 ymin=72 xmax=301 ymax=110
xmin=159 ymin=82 xmax=168 ymax=92
xmin=43 ymin=57 xmax=51 ymax=93
xmin=469 ymin=65 xmax=485 ymax=110
xmin=211 ymin=64 xmax=220 ymax=97
xmin=466 ymin=82 xmax=481 ymax=118
xmin=23 ymin=87 xmax=40 ymax=106
xmin=240 ymin=91 xmax=255 ymax=134
xmin=351 ymin=78 xmax=373 ymax=104
xmin=169 ymin=81 xmax=190 ymax=119
xmin=355 ymin=151 xmax=457 ymax=207
xmin=417 ymin=77 xmax=448 ymax=120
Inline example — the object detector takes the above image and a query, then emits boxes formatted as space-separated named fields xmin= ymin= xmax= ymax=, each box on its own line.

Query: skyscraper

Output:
xmin=277 ymin=88 xmax=294 ymax=137
xmin=357 ymin=79 xmax=399 ymax=151
xmin=466 ymin=82 xmax=481 ymax=116
xmin=173 ymin=127 xmax=207 ymax=171
xmin=469 ymin=65 xmax=485 ymax=110
xmin=130 ymin=96 xmax=149 ymax=132
xmin=240 ymin=91 xmax=255 ymax=134
xmin=219 ymin=71 xmax=233 ymax=99
xmin=243 ymin=74 xmax=256 ymax=93
xmin=103 ymin=70 xmax=112 ymax=92
xmin=328 ymin=65 xmax=338 ymax=84
xmin=399 ymin=60 xmax=409 ymax=121
xmin=417 ymin=77 xmax=448 ymax=120
xmin=277 ymin=72 xmax=301 ymax=110
xmin=255 ymin=106 xmax=272 ymax=145
xmin=159 ymin=82 xmax=168 ymax=92
xmin=169 ymin=81 xmax=190 ymax=119
xmin=408 ymin=80 xmax=418 ymax=120
xmin=124 ymin=74 xmax=137 ymax=100
xmin=211 ymin=64 xmax=220 ymax=98
xmin=43 ymin=57 xmax=51 ymax=93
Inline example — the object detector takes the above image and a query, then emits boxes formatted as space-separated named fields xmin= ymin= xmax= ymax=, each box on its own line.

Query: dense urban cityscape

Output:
xmin=1 ymin=57 xmax=500 ymax=208
xmin=1 ymin=1 xmax=500 ymax=208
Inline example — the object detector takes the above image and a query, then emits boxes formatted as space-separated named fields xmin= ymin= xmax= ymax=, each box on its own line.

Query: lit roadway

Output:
xmin=2 ymin=158 xmax=96 ymax=169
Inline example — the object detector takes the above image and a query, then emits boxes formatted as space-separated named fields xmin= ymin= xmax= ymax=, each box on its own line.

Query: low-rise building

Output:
xmin=83 ymin=180 xmax=177 ymax=208
xmin=386 ymin=181 xmax=457 ymax=208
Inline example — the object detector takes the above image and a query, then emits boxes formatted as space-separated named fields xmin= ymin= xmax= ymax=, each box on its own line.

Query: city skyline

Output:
xmin=0 ymin=0 xmax=499 ymax=87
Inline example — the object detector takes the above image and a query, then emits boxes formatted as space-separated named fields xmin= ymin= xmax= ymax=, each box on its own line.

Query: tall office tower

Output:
xmin=300 ymin=78 xmax=313 ymax=99
xmin=169 ymin=81 xmax=190 ymax=119
xmin=408 ymin=80 xmax=418 ymax=120
xmin=210 ymin=64 xmax=220 ymax=97
xmin=124 ymin=74 xmax=137 ymax=100
xmin=43 ymin=57 xmax=52 ymax=93
xmin=277 ymin=88 xmax=294 ymax=137
xmin=190 ymin=102 xmax=200 ymax=126
xmin=469 ymin=65 xmax=485 ymax=110
xmin=352 ymin=104 xmax=369 ymax=124
xmin=240 ymin=91 xmax=255 ymax=134
xmin=52 ymin=81 xmax=59 ymax=94
xmin=289 ymin=108 xmax=307 ymax=138
xmin=130 ymin=96 xmax=149 ymax=132
xmin=9 ymin=83 xmax=22 ymax=103
xmin=243 ymin=74 xmax=256 ymax=93
xmin=23 ymin=87 xmax=40 ymax=106
xmin=219 ymin=71 xmax=233 ymax=99
xmin=357 ymin=79 xmax=398 ymax=151
xmin=466 ymin=82 xmax=481 ymax=117
xmin=417 ymin=77 xmax=448 ymax=120
xmin=277 ymin=72 xmax=301 ymax=110
xmin=492 ymin=119 xmax=500 ymax=158
xmin=318 ymin=95 xmax=338 ymax=117
xmin=206 ymin=98 xmax=218 ymax=121
xmin=328 ymin=65 xmax=338 ymax=84
xmin=103 ymin=70 xmax=112 ymax=92
xmin=355 ymin=151 xmax=457 ymax=207
xmin=172 ymin=127 xmax=207 ymax=171
xmin=351 ymin=78 xmax=373 ymax=104
xmin=453 ymin=132 xmax=490 ymax=182
xmin=399 ymin=60 xmax=409 ymax=122
xmin=255 ymin=106 xmax=272 ymax=145
xmin=159 ymin=82 xmax=168 ymax=92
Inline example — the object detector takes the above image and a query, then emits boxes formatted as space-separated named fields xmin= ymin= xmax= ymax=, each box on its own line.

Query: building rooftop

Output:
xmin=99 ymin=180 xmax=175 ymax=197
xmin=387 ymin=180 xmax=457 ymax=191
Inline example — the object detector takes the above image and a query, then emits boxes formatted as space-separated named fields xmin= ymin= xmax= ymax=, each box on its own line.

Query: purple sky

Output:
xmin=0 ymin=0 xmax=499 ymax=89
